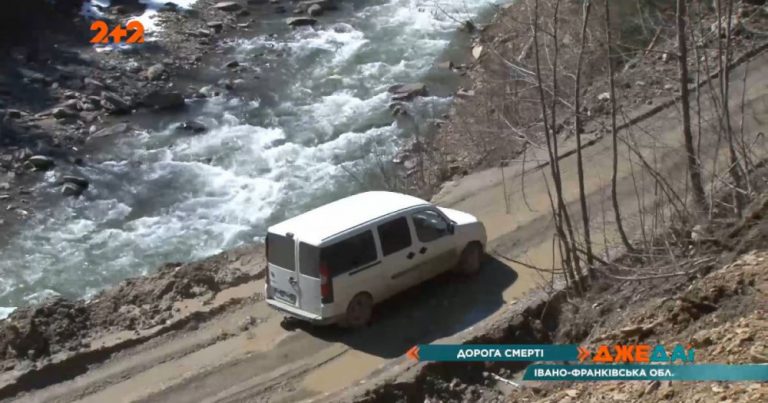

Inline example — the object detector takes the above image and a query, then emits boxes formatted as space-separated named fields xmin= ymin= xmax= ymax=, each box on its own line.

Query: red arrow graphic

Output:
xmin=406 ymin=346 xmax=420 ymax=361
xmin=578 ymin=346 xmax=591 ymax=363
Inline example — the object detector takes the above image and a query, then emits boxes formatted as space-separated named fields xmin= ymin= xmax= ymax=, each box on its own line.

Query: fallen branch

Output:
xmin=592 ymin=257 xmax=715 ymax=281
xmin=594 ymin=318 xmax=664 ymax=342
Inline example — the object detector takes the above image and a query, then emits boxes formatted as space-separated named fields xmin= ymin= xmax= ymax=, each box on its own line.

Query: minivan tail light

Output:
xmin=265 ymin=236 xmax=271 ymax=289
xmin=319 ymin=262 xmax=333 ymax=303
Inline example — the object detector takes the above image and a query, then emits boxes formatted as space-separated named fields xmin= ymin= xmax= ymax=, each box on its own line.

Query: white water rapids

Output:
xmin=0 ymin=0 xmax=498 ymax=317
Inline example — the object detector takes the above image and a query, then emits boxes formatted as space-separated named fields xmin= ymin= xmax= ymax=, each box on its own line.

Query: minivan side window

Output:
xmin=299 ymin=242 xmax=320 ymax=278
xmin=266 ymin=233 xmax=295 ymax=270
xmin=321 ymin=230 xmax=378 ymax=276
xmin=412 ymin=210 xmax=450 ymax=243
xmin=377 ymin=216 xmax=412 ymax=256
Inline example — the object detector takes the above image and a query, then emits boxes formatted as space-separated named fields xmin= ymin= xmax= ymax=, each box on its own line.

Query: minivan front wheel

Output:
xmin=343 ymin=292 xmax=373 ymax=328
xmin=456 ymin=243 xmax=482 ymax=275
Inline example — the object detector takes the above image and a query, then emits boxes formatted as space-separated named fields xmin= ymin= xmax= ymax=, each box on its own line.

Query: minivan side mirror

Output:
xmin=447 ymin=222 xmax=455 ymax=235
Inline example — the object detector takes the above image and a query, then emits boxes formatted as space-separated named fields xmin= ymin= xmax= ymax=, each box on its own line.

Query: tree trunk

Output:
xmin=574 ymin=1 xmax=593 ymax=270
xmin=605 ymin=0 xmax=634 ymax=252
xmin=677 ymin=0 xmax=708 ymax=214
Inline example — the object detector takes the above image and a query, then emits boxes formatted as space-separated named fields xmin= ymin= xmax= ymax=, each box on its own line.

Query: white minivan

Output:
xmin=264 ymin=191 xmax=487 ymax=327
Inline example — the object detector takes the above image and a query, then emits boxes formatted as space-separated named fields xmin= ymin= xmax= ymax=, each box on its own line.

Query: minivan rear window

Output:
xmin=321 ymin=230 xmax=377 ymax=277
xmin=266 ymin=233 xmax=295 ymax=270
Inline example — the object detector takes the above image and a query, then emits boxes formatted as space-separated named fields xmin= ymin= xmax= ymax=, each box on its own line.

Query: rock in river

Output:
xmin=176 ymin=120 xmax=207 ymax=134
xmin=142 ymin=91 xmax=185 ymax=110
xmin=27 ymin=155 xmax=55 ymax=171
xmin=61 ymin=182 xmax=86 ymax=197
xmin=62 ymin=176 xmax=90 ymax=189
xmin=93 ymin=122 xmax=131 ymax=138
xmin=388 ymin=83 xmax=428 ymax=102
xmin=287 ymin=17 xmax=318 ymax=27
xmin=307 ymin=4 xmax=323 ymax=16
xmin=212 ymin=1 xmax=243 ymax=12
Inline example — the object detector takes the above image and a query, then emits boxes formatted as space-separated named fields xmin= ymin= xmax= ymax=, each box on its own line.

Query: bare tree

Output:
xmin=574 ymin=0 xmax=594 ymax=269
xmin=605 ymin=0 xmax=635 ymax=252
xmin=530 ymin=0 xmax=583 ymax=293
xmin=676 ymin=0 xmax=708 ymax=215
xmin=718 ymin=0 xmax=747 ymax=214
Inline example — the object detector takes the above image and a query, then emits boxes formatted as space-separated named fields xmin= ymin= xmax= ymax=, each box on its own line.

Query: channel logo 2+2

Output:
xmin=90 ymin=20 xmax=144 ymax=44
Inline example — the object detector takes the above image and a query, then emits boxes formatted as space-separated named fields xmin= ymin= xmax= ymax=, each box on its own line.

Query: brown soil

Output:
xmin=412 ymin=0 xmax=768 ymax=194
xmin=354 ymin=180 xmax=768 ymax=403
xmin=0 ymin=243 xmax=264 ymax=370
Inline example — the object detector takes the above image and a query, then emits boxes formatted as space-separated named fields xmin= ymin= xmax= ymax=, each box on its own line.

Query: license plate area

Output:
xmin=274 ymin=288 xmax=297 ymax=305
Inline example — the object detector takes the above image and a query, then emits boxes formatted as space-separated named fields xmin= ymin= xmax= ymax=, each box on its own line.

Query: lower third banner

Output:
xmin=524 ymin=364 xmax=768 ymax=381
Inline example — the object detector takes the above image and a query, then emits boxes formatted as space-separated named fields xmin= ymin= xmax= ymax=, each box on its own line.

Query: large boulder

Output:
xmin=141 ymin=91 xmax=185 ymax=110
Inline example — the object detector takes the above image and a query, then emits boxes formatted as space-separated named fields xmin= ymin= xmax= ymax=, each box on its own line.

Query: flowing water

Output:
xmin=0 ymin=0 xmax=498 ymax=316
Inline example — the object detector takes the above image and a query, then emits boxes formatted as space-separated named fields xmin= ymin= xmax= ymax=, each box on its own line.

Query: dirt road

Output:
xmin=13 ymin=50 xmax=768 ymax=403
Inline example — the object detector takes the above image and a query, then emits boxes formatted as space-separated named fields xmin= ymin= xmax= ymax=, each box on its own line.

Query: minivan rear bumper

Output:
xmin=266 ymin=297 xmax=339 ymax=325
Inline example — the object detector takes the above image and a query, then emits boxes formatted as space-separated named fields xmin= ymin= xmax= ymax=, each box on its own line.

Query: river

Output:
xmin=0 ymin=0 xmax=498 ymax=317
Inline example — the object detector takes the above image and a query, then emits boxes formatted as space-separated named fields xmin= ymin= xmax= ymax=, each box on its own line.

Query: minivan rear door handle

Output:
xmin=419 ymin=247 xmax=427 ymax=254
xmin=289 ymin=277 xmax=297 ymax=286
xmin=406 ymin=251 xmax=415 ymax=259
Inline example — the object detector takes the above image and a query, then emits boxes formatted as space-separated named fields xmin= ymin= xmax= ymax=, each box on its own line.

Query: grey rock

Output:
xmin=388 ymin=83 xmax=428 ymax=101
xmin=60 ymin=99 xmax=82 ymax=111
xmin=207 ymin=21 xmax=224 ymax=32
xmin=287 ymin=17 xmax=317 ymax=27
xmin=297 ymin=0 xmax=336 ymax=12
xmin=5 ymin=109 xmax=23 ymax=119
xmin=141 ymin=91 xmax=185 ymax=110
xmin=61 ymin=182 xmax=86 ymax=197
xmin=177 ymin=120 xmax=207 ymax=133
xmin=224 ymin=60 xmax=240 ymax=68
xmin=212 ymin=1 xmax=243 ymax=12
xmin=84 ymin=78 xmax=106 ymax=94
xmin=62 ymin=176 xmax=89 ymax=189
xmin=27 ymin=155 xmax=55 ymax=171
xmin=101 ymin=91 xmax=131 ymax=113
xmin=93 ymin=123 xmax=130 ymax=138
xmin=146 ymin=64 xmax=165 ymax=81
xmin=52 ymin=108 xmax=78 ymax=119
xmin=307 ymin=4 xmax=323 ymax=16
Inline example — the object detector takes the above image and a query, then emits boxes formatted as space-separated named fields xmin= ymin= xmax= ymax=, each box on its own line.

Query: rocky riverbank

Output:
xmin=0 ymin=0 xmax=342 ymax=238
xmin=0 ymin=0 xmax=347 ymax=375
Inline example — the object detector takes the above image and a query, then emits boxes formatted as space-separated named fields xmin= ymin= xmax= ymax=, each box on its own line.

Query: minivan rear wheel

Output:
xmin=456 ymin=243 xmax=482 ymax=275
xmin=343 ymin=292 xmax=373 ymax=328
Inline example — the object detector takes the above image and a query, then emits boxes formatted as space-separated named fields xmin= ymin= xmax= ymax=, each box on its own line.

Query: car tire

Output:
xmin=456 ymin=243 xmax=482 ymax=275
xmin=342 ymin=292 xmax=373 ymax=328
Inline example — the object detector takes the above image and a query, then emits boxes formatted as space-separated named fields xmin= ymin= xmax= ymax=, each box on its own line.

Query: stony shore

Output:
xmin=0 ymin=0 xmax=346 ymax=374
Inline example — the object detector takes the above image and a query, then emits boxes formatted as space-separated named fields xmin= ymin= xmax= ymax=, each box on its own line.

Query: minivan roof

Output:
xmin=268 ymin=191 xmax=429 ymax=246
